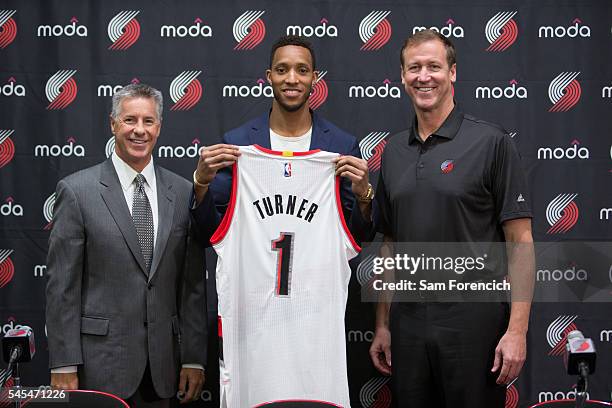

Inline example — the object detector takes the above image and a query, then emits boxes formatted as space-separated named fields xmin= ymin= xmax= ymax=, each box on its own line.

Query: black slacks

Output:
xmin=390 ymin=302 xmax=509 ymax=408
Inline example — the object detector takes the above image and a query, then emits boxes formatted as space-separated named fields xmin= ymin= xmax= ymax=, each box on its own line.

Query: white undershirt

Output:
xmin=270 ymin=127 xmax=312 ymax=152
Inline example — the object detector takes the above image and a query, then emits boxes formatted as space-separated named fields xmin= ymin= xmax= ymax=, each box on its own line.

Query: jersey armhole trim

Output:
xmin=335 ymin=176 xmax=361 ymax=253
xmin=210 ymin=162 xmax=238 ymax=245
xmin=254 ymin=144 xmax=321 ymax=156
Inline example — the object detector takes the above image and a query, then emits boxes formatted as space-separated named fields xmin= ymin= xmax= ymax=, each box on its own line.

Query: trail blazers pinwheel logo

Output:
xmin=359 ymin=377 xmax=391 ymax=407
xmin=485 ymin=11 xmax=518 ymax=51
xmin=548 ymin=72 xmax=581 ymax=112
xmin=359 ymin=10 xmax=391 ymax=51
xmin=0 ymin=130 xmax=15 ymax=169
xmin=546 ymin=193 xmax=579 ymax=234
xmin=0 ymin=10 xmax=17 ymax=49
xmin=308 ymin=70 xmax=328 ymax=110
xmin=45 ymin=70 xmax=77 ymax=110
xmin=0 ymin=249 xmax=15 ymax=289
xmin=505 ymin=378 xmax=519 ymax=408
xmin=359 ymin=132 xmax=389 ymax=172
xmin=108 ymin=10 xmax=140 ymax=50
xmin=170 ymin=71 xmax=203 ymax=111
xmin=43 ymin=193 xmax=56 ymax=230
xmin=105 ymin=136 xmax=115 ymax=158
xmin=233 ymin=10 xmax=265 ymax=50
xmin=546 ymin=315 xmax=579 ymax=356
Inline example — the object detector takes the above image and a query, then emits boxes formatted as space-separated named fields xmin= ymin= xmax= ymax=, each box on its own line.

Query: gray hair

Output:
xmin=111 ymin=83 xmax=163 ymax=121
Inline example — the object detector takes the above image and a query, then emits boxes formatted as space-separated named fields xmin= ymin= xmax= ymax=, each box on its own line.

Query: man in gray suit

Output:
xmin=45 ymin=83 xmax=207 ymax=406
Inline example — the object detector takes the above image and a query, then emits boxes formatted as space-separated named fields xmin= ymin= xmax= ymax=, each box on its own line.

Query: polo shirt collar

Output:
xmin=408 ymin=104 xmax=464 ymax=145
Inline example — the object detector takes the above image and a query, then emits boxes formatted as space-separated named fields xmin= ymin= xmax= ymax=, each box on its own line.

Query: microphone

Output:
xmin=564 ymin=330 xmax=596 ymax=376
xmin=2 ymin=327 xmax=35 ymax=365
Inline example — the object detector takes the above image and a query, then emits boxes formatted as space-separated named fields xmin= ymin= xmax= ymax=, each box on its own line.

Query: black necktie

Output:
xmin=132 ymin=174 xmax=154 ymax=272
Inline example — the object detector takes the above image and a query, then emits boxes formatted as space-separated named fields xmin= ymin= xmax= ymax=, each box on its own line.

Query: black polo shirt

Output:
xmin=376 ymin=105 xmax=532 ymax=243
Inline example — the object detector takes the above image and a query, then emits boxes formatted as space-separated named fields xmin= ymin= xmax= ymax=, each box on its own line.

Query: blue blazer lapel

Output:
xmin=248 ymin=112 xmax=271 ymax=148
xmin=309 ymin=111 xmax=331 ymax=151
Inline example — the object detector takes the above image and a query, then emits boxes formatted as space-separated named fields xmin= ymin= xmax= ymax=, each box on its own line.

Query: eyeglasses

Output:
xmin=116 ymin=116 xmax=160 ymax=129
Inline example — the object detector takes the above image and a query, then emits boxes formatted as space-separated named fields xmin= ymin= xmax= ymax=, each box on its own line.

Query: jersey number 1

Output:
xmin=272 ymin=232 xmax=294 ymax=296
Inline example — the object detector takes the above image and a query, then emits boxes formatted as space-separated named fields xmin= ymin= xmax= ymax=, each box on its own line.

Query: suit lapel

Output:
xmin=248 ymin=112 xmax=272 ymax=148
xmin=98 ymin=159 xmax=148 ymax=276
xmin=310 ymin=112 xmax=332 ymax=151
xmin=148 ymin=166 xmax=175 ymax=281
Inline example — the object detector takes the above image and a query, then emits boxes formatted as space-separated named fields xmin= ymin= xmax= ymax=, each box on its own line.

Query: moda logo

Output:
xmin=601 ymin=208 xmax=612 ymax=221
xmin=223 ymin=78 xmax=272 ymax=98
xmin=539 ymin=18 xmax=590 ymax=38
xmin=539 ymin=388 xmax=589 ymax=403
xmin=475 ymin=79 xmax=527 ymax=99
xmin=160 ymin=17 xmax=212 ymax=38
xmin=108 ymin=10 xmax=140 ymax=50
xmin=359 ymin=377 xmax=391 ymax=408
xmin=169 ymin=71 xmax=202 ymax=111
xmin=1 ymin=318 xmax=29 ymax=335
xmin=0 ymin=249 xmax=15 ymax=289
xmin=413 ymin=18 xmax=464 ymax=38
xmin=35 ymin=137 xmax=85 ymax=157
xmin=359 ymin=10 xmax=392 ymax=51
xmin=105 ymin=136 xmax=115 ymax=158
xmin=0 ymin=129 xmax=15 ymax=169
xmin=360 ymin=132 xmax=389 ymax=172
xmin=233 ymin=10 xmax=265 ymax=50
xmin=42 ymin=193 xmax=55 ymax=230
xmin=0 ymin=77 xmax=25 ymax=96
xmin=546 ymin=315 xmax=578 ymax=356
xmin=34 ymin=264 xmax=46 ymax=277
xmin=1 ymin=197 xmax=23 ymax=217
xmin=601 ymin=329 xmax=612 ymax=342
xmin=485 ymin=11 xmax=518 ymax=52
xmin=158 ymin=138 xmax=205 ymax=159
xmin=45 ymin=69 xmax=77 ymax=110
xmin=603 ymin=83 xmax=612 ymax=98
xmin=37 ymin=16 xmax=88 ymax=37
xmin=505 ymin=379 xmax=519 ymax=408
xmin=286 ymin=18 xmax=337 ymax=38
xmin=548 ymin=72 xmax=581 ymax=112
xmin=308 ymin=70 xmax=328 ymax=110
xmin=349 ymin=79 xmax=401 ymax=99
xmin=97 ymin=77 xmax=140 ymax=97
xmin=537 ymin=264 xmax=588 ymax=282
xmin=347 ymin=329 xmax=375 ymax=343
xmin=0 ymin=10 xmax=17 ymax=49
xmin=546 ymin=193 xmax=579 ymax=234
xmin=537 ymin=139 xmax=589 ymax=160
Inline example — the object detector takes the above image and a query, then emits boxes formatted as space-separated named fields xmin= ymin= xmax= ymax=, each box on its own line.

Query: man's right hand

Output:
xmin=369 ymin=326 xmax=392 ymax=375
xmin=50 ymin=372 xmax=78 ymax=390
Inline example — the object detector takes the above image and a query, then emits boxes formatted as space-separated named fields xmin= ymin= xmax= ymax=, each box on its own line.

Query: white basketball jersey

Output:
xmin=211 ymin=145 xmax=360 ymax=408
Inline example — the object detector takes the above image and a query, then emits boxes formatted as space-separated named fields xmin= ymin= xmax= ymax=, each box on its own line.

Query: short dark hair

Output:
xmin=269 ymin=35 xmax=316 ymax=70
xmin=400 ymin=29 xmax=456 ymax=69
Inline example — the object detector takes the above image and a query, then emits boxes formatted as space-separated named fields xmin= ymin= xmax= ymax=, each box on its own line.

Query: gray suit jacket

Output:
xmin=45 ymin=158 xmax=207 ymax=399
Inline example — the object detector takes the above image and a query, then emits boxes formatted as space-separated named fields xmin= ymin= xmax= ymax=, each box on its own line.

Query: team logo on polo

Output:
xmin=546 ymin=193 xmax=579 ymax=234
xmin=359 ymin=377 xmax=391 ymax=407
xmin=37 ymin=16 xmax=88 ymax=37
xmin=308 ymin=70 xmax=328 ymax=110
xmin=1 ymin=197 xmax=23 ymax=217
xmin=0 ymin=10 xmax=17 ymax=49
xmin=548 ymin=72 xmax=581 ymax=112
xmin=160 ymin=17 xmax=212 ymax=38
xmin=43 ymin=193 xmax=55 ymax=230
xmin=476 ymin=79 xmax=527 ymax=99
xmin=505 ymin=379 xmax=519 ymax=408
xmin=233 ymin=10 xmax=265 ymax=50
xmin=546 ymin=315 xmax=579 ymax=356
xmin=107 ymin=10 xmax=140 ymax=50
xmin=359 ymin=10 xmax=391 ymax=51
xmin=485 ymin=11 xmax=518 ymax=52
xmin=169 ymin=70 xmax=203 ymax=111
xmin=539 ymin=18 xmax=590 ymax=38
xmin=440 ymin=159 xmax=454 ymax=173
xmin=0 ymin=249 xmax=15 ymax=289
xmin=105 ymin=136 xmax=115 ymax=158
xmin=0 ymin=129 xmax=15 ymax=169
xmin=286 ymin=18 xmax=337 ymax=38
xmin=413 ymin=18 xmax=464 ymax=38
xmin=45 ymin=70 xmax=77 ymax=110
xmin=359 ymin=132 xmax=389 ymax=172
xmin=1 ymin=77 xmax=25 ymax=96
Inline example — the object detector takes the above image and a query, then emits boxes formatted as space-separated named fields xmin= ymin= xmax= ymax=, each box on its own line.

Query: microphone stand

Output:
xmin=574 ymin=361 xmax=589 ymax=408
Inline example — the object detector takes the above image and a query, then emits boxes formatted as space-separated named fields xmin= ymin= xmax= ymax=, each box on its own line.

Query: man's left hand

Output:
xmin=491 ymin=330 xmax=526 ymax=384
xmin=333 ymin=156 xmax=369 ymax=197
xmin=178 ymin=367 xmax=205 ymax=404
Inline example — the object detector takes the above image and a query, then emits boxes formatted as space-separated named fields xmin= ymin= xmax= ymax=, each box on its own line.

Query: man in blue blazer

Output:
xmin=192 ymin=35 xmax=374 ymax=241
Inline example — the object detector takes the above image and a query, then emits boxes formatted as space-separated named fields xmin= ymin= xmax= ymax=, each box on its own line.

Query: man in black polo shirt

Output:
xmin=369 ymin=30 xmax=534 ymax=408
